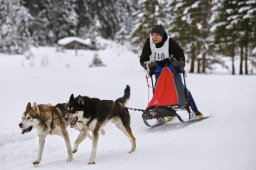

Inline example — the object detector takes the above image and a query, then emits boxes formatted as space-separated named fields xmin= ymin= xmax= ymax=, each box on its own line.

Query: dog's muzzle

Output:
xmin=19 ymin=123 xmax=33 ymax=134
xmin=68 ymin=116 xmax=78 ymax=128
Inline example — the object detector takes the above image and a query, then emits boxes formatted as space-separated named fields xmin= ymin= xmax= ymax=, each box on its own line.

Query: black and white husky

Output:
xmin=67 ymin=85 xmax=136 ymax=164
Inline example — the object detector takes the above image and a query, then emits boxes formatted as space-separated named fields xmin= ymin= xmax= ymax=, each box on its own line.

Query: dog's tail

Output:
xmin=116 ymin=85 xmax=130 ymax=105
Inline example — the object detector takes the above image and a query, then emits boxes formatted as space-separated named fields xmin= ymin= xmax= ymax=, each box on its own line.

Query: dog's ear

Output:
xmin=32 ymin=102 xmax=39 ymax=112
xmin=26 ymin=102 xmax=32 ymax=111
xmin=78 ymin=96 xmax=84 ymax=105
xmin=70 ymin=94 xmax=74 ymax=101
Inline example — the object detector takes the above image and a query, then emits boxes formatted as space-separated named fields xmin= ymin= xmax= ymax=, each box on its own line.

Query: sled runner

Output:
xmin=142 ymin=66 xmax=200 ymax=127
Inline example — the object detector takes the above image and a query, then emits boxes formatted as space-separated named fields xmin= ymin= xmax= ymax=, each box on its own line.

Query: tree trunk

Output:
xmin=245 ymin=44 xmax=248 ymax=75
xmin=202 ymin=53 xmax=206 ymax=73
xmin=239 ymin=45 xmax=244 ymax=75
xmin=231 ymin=43 xmax=235 ymax=75
xmin=197 ymin=59 xmax=201 ymax=73
xmin=231 ymin=55 xmax=235 ymax=75
xmin=190 ymin=46 xmax=195 ymax=73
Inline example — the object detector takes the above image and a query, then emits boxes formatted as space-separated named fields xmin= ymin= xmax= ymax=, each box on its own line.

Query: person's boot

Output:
xmin=196 ymin=112 xmax=204 ymax=119
xmin=165 ymin=116 xmax=174 ymax=121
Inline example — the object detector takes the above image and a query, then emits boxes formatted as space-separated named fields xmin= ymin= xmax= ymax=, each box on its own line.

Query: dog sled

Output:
xmin=140 ymin=66 xmax=207 ymax=127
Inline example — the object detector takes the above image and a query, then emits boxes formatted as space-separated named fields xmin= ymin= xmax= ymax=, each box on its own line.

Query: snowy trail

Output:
xmin=1 ymin=46 xmax=256 ymax=170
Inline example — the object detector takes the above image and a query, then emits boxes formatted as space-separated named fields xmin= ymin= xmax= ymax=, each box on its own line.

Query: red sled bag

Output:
xmin=147 ymin=67 xmax=179 ymax=108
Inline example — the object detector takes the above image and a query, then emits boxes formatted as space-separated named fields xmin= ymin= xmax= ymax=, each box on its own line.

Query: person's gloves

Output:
xmin=171 ymin=60 xmax=185 ymax=69
xmin=155 ymin=58 xmax=172 ymax=67
xmin=144 ymin=61 xmax=158 ymax=74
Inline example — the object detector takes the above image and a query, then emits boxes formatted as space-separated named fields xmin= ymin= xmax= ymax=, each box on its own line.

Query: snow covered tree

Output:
xmin=20 ymin=0 xmax=137 ymax=44
xmin=166 ymin=0 xmax=192 ymax=64
xmin=235 ymin=1 xmax=256 ymax=75
xmin=74 ymin=0 xmax=93 ymax=37
xmin=167 ymin=0 xmax=212 ymax=73
xmin=166 ymin=0 xmax=190 ymax=44
xmin=213 ymin=0 xmax=256 ymax=75
xmin=20 ymin=0 xmax=49 ymax=45
xmin=90 ymin=0 xmax=120 ymax=39
xmin=115 ymin=0 xmax=137 ymax=45
xmin=21 ymin=0 xmax=78 ymax=45
xmin=130 ymin=0 xmax=166 ymax=53
xmin=211 ymin=0 xmax=237 ymax=74
xmin=49 ymin=0 xmax=78 ymax=42
xmin=74 ymin=0 xmax=133 ymax=40
xmin=0 ymin=0 xmax=32 ymax=54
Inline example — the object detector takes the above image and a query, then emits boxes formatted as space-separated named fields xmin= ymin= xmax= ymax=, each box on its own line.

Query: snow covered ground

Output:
xmin=0 ymin=42 xmax=256 ymax=170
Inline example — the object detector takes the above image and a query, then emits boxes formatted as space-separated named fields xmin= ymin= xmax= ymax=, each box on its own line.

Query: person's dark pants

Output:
xmin=187 ymin=90 xmax=200 ymax=114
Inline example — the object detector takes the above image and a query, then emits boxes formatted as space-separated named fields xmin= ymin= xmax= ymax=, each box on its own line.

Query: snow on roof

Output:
xmin=58 ymin=37 xmax=91 ymax=46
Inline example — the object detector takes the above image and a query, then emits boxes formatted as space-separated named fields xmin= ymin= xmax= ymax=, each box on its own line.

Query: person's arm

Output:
xmin=169 ymin=38 xmax=185 ymax=63
xmin=139 ymin=37 xmax=152 ymax=68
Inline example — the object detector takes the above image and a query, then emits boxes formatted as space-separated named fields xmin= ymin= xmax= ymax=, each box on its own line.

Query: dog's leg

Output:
xmin=33 ymin=134 xmax=46 ymax=165
xmin=99 ymin=128 xmax=105 ymax=135
xmin=62 ymin=129 xmax=73 ymax=162
xmin=88 ymin=128 xmax=99 ymax=164
xmin=111 ymin=117 xmax=136 ymax=153
xmin=125 ymin=126 xmax=136 ymax=153
xmin=73 ymin=129 xmax=87 ymax=153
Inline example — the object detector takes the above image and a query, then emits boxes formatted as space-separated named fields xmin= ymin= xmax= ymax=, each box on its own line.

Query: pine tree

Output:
xmin=166 ymin=0 xmax=192 ymax=66
xmin=115 ymin=0 xmax=136 ymax=45
xmin=212 ymin=0 xmax=237 ymax=74
xmin=49 ymin=0 xmax=78 ymax=42
xmin=21 ymin=0 xmax=78 ymax=45
xmin=0 ymin=0 xmax=32 ymax=54
xmin=21 ymin=0 xmax=50 ymax=45
xmin=74 ymin=0 xmax=93 ymax=37
xmin=90 ymin=0 xmax=120 ymax=39
xmin=236 ymin=1 xmax=256 ymax=75
xmin=213 ymin=0 xmax=256 ymax=75
xmin=130 ymin=0 xmax=166 ymax=53
xmin=171 ymin=0 xmax=212 ymax=73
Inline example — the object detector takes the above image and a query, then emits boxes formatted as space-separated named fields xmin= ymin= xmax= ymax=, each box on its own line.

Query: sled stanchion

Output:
xmin=150 ymin=74 xmax=155 ymax=93
xmin=182 ymin=71 xmax=192 ymax=119
xmin=175 ymin=113 xmax=184 ymax=122
xmin=146 ymin=74 xmax=153 ymax=103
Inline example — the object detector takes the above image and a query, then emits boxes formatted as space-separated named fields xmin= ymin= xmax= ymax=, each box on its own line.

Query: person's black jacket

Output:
xmin=139 ymin=36 xmax=185 ymax=68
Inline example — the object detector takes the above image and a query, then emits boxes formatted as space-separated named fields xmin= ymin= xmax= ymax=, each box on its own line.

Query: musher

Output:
xmin=140 ymin=25 xmax=204 ymax=119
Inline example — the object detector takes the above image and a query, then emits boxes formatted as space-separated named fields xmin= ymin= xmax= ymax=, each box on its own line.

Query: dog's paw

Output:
xmin=32 ymin=160 xmax=40 ymax=165
xmin=72 ymin=148 xmax=77 ymax=153
xmin=129 ymin=150 xmax=135 ymax=154
xmin=129 ymin=147 xmax=136 ymax=153
xmin=129 ymin=142 xmax=136 ymax=153
xmin=66 ymin=157 xmax=73 ymax=162
xmin=88 ymin=158 xmax=96 ymax=165
xmin=88 ymin=160 xmax=95 ymax=165
xmin=72 ymin=145 xmax=78 ymax=153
